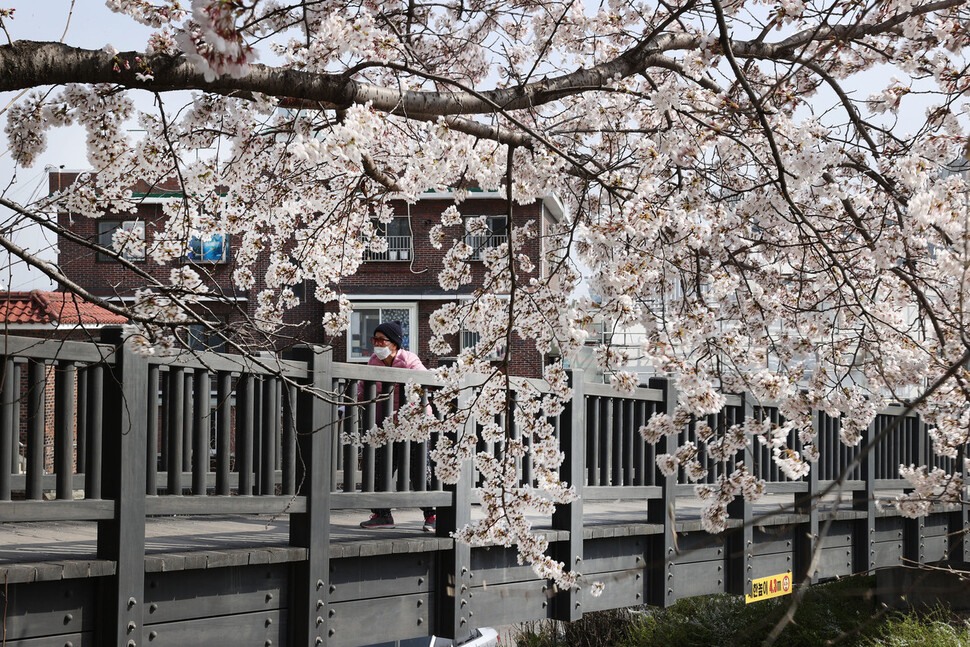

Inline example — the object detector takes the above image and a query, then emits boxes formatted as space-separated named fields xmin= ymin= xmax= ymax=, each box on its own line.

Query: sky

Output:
xmin=0 ymin=1 xmax=157 ymax=291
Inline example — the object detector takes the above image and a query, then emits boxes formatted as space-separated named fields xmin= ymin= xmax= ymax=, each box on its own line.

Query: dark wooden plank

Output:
xmin=748 ymin=552 xmax=794 ymax=581
xmin=873 ymin=540 xmax=904 ymax=568
xmin=0 ymin=357 xmax=17 ymax=500
xmin=328 ymin=552 xmax=433 ymax=602
xmin=0 ymin=499 xmax=114 ymax=521
xmin=166 ymin=368 xmax=184 ymax=495
xmin=181 ymin=370 xmax=193 ymax=483
xmin=97 ymin=338 xmax=148 ymax=646
xmin=3 ymin=632 xmax=93 ymax=647
xmin=76 ymin=366 xmax=86 ymax=486
xmin=289 ymin=346 xmax=333 ymax=647
xmin=463 ymin=580 xmax=553 ymax=628
xmin=192 ymin=369 xmax=211 ymax=495
xmin=260 ymin=377 xmax=277 ymax=496
xmin=669 ymin=559 xmax=726 ymax=599
xmin=816 ymin=546 xmax=854 ymax=578
xmin=0 ymin=336 xmax=114 ymax=364
xmin=328 ymin=594 xmax=430 ymax=647
xmin=0 ymin=559 xmax=115 ymax=584
xmin=726 ymin=394 xmax=754 ymax=596
xmin=469 ymin=546 xmax=536 ymax=584
xmin=54 ymin=361 xmax=75 ymax=501
xmin=237 ymin=374 xmax=254 ymax=496
xmin=329 ymin=491 xmax=452 ymax=509
xmin=578 ymin=567 xmax=645 ymax=613
xmin=25 ymin=359 xmax=46 ymax=500
xmin=646 ymin=376 xmax=676 ymax=607
xmin=853 ymin=417 xmax=877 ymax=574
xmin=147 ymin=349 xmax=308 ymax=378
xmin=139 ymin=609 xmax=282 ymax=646
xmin=584 ymin=485 xmax=663 ymax=500
xmin=1 ymin=579 xmax=98 ymax=640
xmin=552 ymin=368 xmax=584 ymax=622
xmin=145 ymin=495 xmax=307 ymax=515
xmin=795 ymin=411 xmax=821 ymax=584
xmin=146 ymin=364 xmax=159 ymax=495
xmin=435 ymin=380 xmax=473 ymax=642
xmin=580 ymin=536 xmax=648 ymax=575
xmin=282 ymin=381 xmax=297 ymax=495
xmin=215 ymin=371 xmax=232 ymax=496
xmin=85 ymin=364 xmax=103 ymax=500
xmin=144 ymin=564 xmax=286 ymax=624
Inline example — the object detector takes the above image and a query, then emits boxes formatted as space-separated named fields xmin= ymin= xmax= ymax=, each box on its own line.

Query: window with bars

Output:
xmin=364 ymin=218 xmax=412 ymax=261
xmin=460 ymin=329 xmax=506 ymax=360
xmin=463 ymin=215 xmax=507 ymax=260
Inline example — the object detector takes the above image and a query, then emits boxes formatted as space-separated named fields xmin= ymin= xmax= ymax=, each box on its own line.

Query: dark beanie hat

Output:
xmin=374 ymin=321 xmax=404 ymax=349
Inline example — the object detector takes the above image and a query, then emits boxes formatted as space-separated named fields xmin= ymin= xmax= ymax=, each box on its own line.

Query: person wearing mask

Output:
xmin=359 ymin=321 xmax=437 ymax=531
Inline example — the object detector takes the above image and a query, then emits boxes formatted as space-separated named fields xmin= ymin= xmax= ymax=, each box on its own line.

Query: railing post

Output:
xmin=289 ymin=346 xmax=334 ymax=647
xmin=853 ymin=418 xmax=876 ymax=574
xmin=949 ymin=442 xmax=969 ymax=564
xmin=904 ymin=415 xmax=927 ymax=564
xmin=97 ymin=334 xmax=148 ymax=646
xmin=435 ymin=378 xmax=474 ymax=642
xmin=552 ymin=368 xmax=584 ymax=622
xmin=646 ymin=376 xmax=676 ymax=607
xmin=0 ymin=357 xmax=14 ymax=501
xmin=726 ymin=394 xmax=754 ymax=596
xmin=54 ymin=360 xmax=76 ymax=500
xmin=795 ymin=410 xmax=820 ymax=585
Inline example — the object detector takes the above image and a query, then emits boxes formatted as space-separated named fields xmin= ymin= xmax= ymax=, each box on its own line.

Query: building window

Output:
xmin=464 ymin=215 xmax=507 ymax=260
xmin=364 ymin=218 xmax=412 ymax=261
xmin=184 ymin=321 xmax=226 ymax=353
xmin=461 ymin=329 xmax=506 ymax=361
xmin=187 ymin=233 xmax=229 ymax=263
xmin=348 ymin=304 xmax=416 ymax=361
xmin=97 ymin=220 xmax=146 ymax=262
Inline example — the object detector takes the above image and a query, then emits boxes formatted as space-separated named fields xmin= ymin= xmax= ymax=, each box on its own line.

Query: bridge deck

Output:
xmin=0 ymin=494 xmax=889 ymax=579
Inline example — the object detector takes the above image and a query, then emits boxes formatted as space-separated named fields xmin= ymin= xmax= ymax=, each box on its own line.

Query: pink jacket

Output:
xmin=367 ymin=348 xmax=427 ymax=371
xmin=359 ymin=349 xmax=429 ymax=416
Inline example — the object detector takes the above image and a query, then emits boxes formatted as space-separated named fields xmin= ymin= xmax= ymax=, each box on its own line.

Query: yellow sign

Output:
xmin=745 ymin=572 xmax=793 ymax=604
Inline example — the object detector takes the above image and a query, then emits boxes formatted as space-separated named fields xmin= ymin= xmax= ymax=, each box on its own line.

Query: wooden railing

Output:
xmin=0 ymin=332 xmax=958 ymax=643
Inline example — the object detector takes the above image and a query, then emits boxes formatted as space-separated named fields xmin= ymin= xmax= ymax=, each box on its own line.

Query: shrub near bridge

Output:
xmin=515 ymin=576 xmax=970 ymax=647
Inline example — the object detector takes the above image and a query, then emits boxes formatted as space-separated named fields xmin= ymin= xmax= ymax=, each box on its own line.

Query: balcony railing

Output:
xmin=464 ymin=233 xmax=508 ymax=260
xmin=364 ymin=235 xmax=412 ymax=261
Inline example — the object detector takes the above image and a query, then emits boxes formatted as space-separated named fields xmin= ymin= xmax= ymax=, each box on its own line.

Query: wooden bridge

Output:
xmin=0 ymin=333 xmax=964 ymax=646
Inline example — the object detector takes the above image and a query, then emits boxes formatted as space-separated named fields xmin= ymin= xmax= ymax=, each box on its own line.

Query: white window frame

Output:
xmin=346 ymin=302 xmax=419 ymax=362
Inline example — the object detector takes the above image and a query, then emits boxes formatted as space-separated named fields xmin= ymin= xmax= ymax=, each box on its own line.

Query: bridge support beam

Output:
xmin=726 ymin=394 xmax=754 ymax=597
xmin=794 ymin=412 xmax=820 ymax=585
xmin=98 ymin=334 xmax=148 ymax=646
xmin=435 ymin=379 xmax=474 ymax=643
xmin=290 ymin=346 xmax=334 ymax=647
xmin=852 ymin=420 xmax=876 ymax=574
xmin=553 ymin=369 xmax=585 ymax=622
xmin=646 ymin=377 xmax=676 ymax=608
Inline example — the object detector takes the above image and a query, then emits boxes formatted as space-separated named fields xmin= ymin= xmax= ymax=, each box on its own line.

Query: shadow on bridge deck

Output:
xmin=0 ymin=493 xmax=882 ymax=567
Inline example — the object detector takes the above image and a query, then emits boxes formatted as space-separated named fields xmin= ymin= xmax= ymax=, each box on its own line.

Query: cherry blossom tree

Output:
xmin=1 ymin=0 xmax=970 ymax=588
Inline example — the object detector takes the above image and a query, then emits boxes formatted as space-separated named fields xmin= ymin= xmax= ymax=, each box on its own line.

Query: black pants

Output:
xmin=371 ymin=442 xmax=434 ymax=517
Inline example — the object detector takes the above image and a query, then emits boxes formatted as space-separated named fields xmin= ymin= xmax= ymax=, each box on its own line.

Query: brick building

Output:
xmin=51 ymin=171 xmax=564 ymax=377
xmin=0 ymin=290 xmax=128 ymax=474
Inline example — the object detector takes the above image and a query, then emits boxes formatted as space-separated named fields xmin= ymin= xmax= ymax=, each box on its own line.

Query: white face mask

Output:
xmin=373 ymin=345 xmax=393 ymax=360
